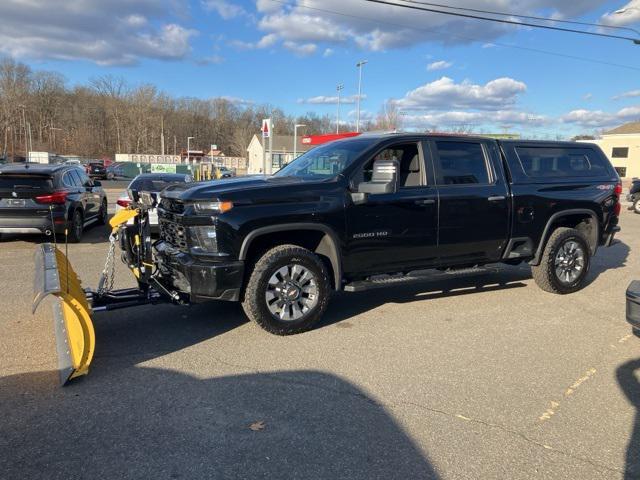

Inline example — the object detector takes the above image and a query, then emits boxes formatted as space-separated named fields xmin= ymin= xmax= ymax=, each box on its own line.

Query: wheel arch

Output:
xmin=239 ymin=223 xmax=342 ymax=290
xmin=531 ymin=209 xmax=599 ymax=265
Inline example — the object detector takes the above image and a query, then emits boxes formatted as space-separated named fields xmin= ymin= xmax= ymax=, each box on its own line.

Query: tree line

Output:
xmin=0 ymin=58 xmax=370 ymax=161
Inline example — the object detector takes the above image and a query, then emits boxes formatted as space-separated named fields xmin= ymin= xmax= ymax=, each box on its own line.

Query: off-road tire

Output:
xmin=97 ymin=199 xmax=108 ymax=225
xmin=634 ymin=199 xmax=640 ymax=214
xmin=242 ymin=244 xmax=331 ymax=335
xmin=532 ymin=227 xmax=590 ymax=294
xmin=67 ymin=210 xmax=84 ymax=243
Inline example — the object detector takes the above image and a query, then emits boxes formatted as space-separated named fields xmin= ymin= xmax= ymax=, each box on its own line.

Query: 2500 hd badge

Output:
xmin=352 ymin=231 xmax=390 ymax=239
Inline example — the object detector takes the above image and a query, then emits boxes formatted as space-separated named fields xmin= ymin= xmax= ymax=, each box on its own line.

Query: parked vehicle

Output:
xmin=626 ymin=178 xmax=640 ymax=213
xmin=217 ymin=166 xmax=235 ymax=178
xmin=87 ymin=161 xmax=107 ymax=180
xmin=0 ymin=163 xmax=107 ymax=242
xmin=115 ymin=173 xmax=193 ymax=229
xmin=147 ymin=133 xmax=621 ymax=334
xmin=33 ymin=133 xmax=624 ymax=384
xmin=106 ymin=163 xmax=126 ymax=180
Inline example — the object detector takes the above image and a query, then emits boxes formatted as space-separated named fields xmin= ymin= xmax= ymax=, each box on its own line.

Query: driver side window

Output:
xmin=361 ymin=142 xmax=423 ymax=188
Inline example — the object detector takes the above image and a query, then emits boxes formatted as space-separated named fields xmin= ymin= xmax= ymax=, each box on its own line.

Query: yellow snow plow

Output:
xmin=33 ymin=194 xmax=180 ymax=385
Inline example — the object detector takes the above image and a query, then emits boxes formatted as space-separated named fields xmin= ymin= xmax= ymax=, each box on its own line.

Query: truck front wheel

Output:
xmin=532 ymin=227 xmax=590 ymax=294
xmin=242 ymin=245 xmax=331 ymax=335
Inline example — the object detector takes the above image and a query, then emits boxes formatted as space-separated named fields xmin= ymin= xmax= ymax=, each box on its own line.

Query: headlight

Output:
xmin=189 ymin=226 xmax=218 ymax=253
xmin=192 ymin=201 xmax=233 ymax=214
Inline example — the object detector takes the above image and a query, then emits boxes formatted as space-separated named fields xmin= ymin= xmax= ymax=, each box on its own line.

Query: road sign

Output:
xmin=262 ymin=119 xmax=271 ymax=138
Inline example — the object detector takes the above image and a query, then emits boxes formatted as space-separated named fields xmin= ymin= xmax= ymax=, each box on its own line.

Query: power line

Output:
xmin=363 ymin=0 xmax=640 ymax=44
xmin=265 ymin=0 xmax=640 ymax=71
xmin=402 ymin=0 xmax=640 ymax=36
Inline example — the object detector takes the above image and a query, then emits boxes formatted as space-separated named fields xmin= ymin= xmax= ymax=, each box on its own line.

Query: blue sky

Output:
xmin=2 ymin=0 xmax=640 ymax=137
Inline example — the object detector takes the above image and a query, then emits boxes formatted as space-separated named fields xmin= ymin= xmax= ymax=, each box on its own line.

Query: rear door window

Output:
xmin=433 ymin=141 xmax=490 ymax=185
xmin=69 ymin=169 xmax=83 ymax=187
xmin=515 ymin=147 xmax=608 ymax=178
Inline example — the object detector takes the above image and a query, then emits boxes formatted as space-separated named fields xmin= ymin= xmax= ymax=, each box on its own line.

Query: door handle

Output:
xmin=415 ymin=199 xmax=435 ymax=205
xmin=487 ymin=195 xmax=506 ymax=201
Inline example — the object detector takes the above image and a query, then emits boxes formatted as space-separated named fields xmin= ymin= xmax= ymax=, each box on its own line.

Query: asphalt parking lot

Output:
xmin=1 ymin=194 xmax=639 ymax=479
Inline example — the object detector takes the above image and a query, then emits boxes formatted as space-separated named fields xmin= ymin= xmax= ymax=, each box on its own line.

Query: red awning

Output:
xmin=301 ymin=132 xmax=360 ymax=145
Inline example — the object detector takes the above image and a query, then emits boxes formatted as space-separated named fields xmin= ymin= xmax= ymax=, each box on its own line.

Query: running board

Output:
xmin=343 ymin=266 xmax=497 ymax=292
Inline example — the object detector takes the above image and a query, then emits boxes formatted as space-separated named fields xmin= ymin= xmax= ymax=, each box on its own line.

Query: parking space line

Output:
xmin=538 ymin=368 xmax=597 ymax=422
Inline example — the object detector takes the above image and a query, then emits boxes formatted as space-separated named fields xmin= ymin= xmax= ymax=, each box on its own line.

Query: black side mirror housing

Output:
xmin=93 ymin=180 xmax=102 ymax=187
xmin=357 ymin=159 xmax=398 ymax=195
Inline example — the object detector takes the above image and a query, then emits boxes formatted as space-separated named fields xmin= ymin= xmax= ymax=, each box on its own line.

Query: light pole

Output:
xmin=186 ymin=136 xmax=194 ymax=164
xmin=293 ymin=124 xmax=306 ymax=161
xmin=336 ymin=84 xmax=344 ymax=134
xmin=356 ymin=60 xmax=368 ymax=133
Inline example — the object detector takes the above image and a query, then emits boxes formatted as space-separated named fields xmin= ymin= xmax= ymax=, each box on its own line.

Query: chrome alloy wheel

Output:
xmin=266 ymin=264 xmax=318 ymax=321
xmin=554 ymin=240 xmax=585 ymax=285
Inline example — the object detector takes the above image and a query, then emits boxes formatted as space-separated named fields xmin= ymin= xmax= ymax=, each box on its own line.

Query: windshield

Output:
xmin=274 ymin=139 xmax=372 ymax=179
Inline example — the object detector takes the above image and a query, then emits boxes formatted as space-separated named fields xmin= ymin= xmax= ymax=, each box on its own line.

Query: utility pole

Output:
xmin=294 ymin=124 xmax=306 ymax=161
xmin=336 ymin=84 xmax=344 ymax=134
xmin=356 ymin=60 xmax=368 ymax=133
xmin=173 ymin=136 xmax=177 ymax=156
xmin=160 ymin=116 xmax=165 ymax=155
xmin=18 ymin=104 xmax=27 ymax=157
xmin=187 ymin=136 xmax=194 ymax=164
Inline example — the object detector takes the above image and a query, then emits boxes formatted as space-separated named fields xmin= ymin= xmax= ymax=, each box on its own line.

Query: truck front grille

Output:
xmin=158 ymin=202 xmax=188 ymax=252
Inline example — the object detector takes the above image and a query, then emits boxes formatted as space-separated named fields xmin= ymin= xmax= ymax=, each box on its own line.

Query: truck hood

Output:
xmin=161 ymin=175 xmax=323 ymax=201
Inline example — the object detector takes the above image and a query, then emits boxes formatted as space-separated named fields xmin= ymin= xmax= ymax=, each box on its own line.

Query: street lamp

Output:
xmin=356 ymin=60 xmax=368 ymax=133
xmin=336 ymin=84 xmax=344 ymax=134
xmin=293 ymin=124 xmax=306 ymax=161
xmin=186 ymin=136 xmax=194 ymax=164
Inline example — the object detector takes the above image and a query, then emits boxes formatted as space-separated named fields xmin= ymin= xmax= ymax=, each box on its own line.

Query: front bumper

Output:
xmin=626 ymin=281 xmax=640 ymax=331
xmin=154 ymin=240 xmax=244 ymax=302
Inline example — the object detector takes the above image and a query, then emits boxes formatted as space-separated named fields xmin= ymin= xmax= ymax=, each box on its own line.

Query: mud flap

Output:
xmin=33 ymin=243 xmax=95 ymax=385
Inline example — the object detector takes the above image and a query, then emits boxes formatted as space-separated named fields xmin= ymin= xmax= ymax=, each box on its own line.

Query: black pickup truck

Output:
xmin=154 ymin=134 xmax=621 ymax=334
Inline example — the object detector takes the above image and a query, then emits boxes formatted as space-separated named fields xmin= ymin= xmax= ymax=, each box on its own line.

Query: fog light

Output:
xmin=189 ymin=226 xmax=218 ymax=253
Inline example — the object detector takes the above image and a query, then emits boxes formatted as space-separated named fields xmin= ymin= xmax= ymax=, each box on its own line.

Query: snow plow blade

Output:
xmin=33 ymin=243 xmax=95 ymax=386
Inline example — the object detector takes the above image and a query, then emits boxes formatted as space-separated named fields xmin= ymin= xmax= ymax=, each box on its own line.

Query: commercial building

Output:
xmin=585 ymin=122 xmax=640 ymax=179
xmin=247 ymin=135 xmax=311 ymax=174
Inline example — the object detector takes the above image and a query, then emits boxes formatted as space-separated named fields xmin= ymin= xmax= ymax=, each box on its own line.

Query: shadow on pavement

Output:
xmin=0 ymin=367 xmax=439 ymax=479
xmin=617 ymin=359 xmax=640 ymax=479
xmin=320 ymin=266 xmax=530 ymax=329
xmin=588 ymin=240 xmax=630 ymax=280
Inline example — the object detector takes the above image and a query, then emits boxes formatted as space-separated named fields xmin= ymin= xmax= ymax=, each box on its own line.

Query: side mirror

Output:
xmin=357 ymin=159 xmax=398 ymax=195
xmin=93 ymin=180 xmax=102 ymax=187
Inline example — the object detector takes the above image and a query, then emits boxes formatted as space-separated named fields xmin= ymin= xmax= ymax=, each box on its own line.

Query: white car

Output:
xmin=115 ymin=173 xmax=193 ymax=228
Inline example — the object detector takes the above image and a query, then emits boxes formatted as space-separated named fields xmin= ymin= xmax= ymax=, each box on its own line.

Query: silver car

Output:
xmin=115 ymin=173 xmax=193 ymax=228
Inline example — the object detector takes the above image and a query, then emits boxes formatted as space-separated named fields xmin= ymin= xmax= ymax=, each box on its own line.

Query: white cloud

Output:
xmin=282 ymin=41 xmax=317 ymax=56
xmin=249 ymin=0 xmax=609 ymax=53
xmin=402 ymin=110 xmax=548 ymax=129
xmin=560 ymin=105 xmax=640 ymax=128
xmin=0 ymin=0 xmax=196 ymax=65
xmin=196 ymin=54 xmax=225 ymax=65
xmin=219 ymin=96 xmax=254 ymax=105
xmin=427 ymin=60 xmax=452 ymax=71
xmin=600 ymin=1 xmax=640 ymax=27
xmin=257 ymin=33 xmax=278 ymax=48
xmin=323 ymin=48 xmax=334 ymax=57
xmin=583 ymin=93 xmax=593 ymax=101
xmin=202 ymin=0 xmax=245 ymax=19
xmin=396 ymin=76 xmax=527 ymax=110
xmin=613 ymin=89 xmax=640 ymax=100
xmin=298 ymin=94 xmax=362 ymax=104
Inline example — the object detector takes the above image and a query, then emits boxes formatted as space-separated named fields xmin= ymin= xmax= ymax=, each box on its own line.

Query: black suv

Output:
xmin=0 ymin=163 xmax=107 ymax=242
xmin=154 ymin=134 xmax=621 ymax=335
xmin=87 ymin=162 xmax=107 ymax=180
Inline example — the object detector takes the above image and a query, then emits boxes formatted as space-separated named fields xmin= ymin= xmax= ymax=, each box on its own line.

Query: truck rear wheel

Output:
xmin=532 ymin=227 xmax=590 ymax=294
xmin=242 ymin=245 xmax=331 ymax=335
